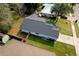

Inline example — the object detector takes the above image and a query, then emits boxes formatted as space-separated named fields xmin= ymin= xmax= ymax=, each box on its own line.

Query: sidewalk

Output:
xmin=71 ymin=21 xmax=79 ymax=56
xmin=70 ymin=4 xmax=79 ymax=55
xmin=57 ymin=13 xmax=79 ymax=55
xmin=57 ymin=33 xmax=74 ymax=46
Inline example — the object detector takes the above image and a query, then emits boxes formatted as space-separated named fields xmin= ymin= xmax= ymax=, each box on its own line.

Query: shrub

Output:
xmin=12 ymin=11 xmax=20 ymax=21
xmin=12 ymin=14 xmax=19 ymax=20
xmin=0 ymin=24 xmax=11 ymax=33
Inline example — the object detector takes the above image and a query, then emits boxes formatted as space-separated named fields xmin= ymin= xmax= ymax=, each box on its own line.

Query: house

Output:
xmin=0 ymin=33 xmax=10 ymax=45
xmin=40 ymin=4 xmax=55 ymax=17
xmin=20 ymin=17 xmax=59 ymax=40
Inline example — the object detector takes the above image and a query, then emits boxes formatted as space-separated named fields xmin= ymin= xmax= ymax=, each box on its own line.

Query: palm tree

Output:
xmin=51 ymin=4 xmax=74 ymax=16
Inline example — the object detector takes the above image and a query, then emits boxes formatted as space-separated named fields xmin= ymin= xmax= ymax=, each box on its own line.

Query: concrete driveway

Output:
xmin=0 ymin=39 xmax=55 ymax=56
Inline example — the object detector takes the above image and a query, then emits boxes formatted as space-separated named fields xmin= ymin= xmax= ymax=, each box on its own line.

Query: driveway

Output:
xmin=0 ymin=39 xmax=55 ymax=56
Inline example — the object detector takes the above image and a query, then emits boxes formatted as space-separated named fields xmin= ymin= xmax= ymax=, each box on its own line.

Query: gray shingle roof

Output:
xmin=20 ymin=18 xmax=59 ymax=39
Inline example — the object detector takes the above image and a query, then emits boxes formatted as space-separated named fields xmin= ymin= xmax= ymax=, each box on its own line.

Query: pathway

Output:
xmin=71 ymin=18 xmax=79 ymax=56
xmin=8 ymin=17 xmax=24 ymax=36
xmin=71 ymin=4 xmax=79 ymax=56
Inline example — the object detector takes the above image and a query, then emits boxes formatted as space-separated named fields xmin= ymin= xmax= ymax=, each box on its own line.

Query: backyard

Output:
xmin=26 ymin=35 xmax=76 ymax=56
xmin=12 ymin=14 xmax=19 ymax=21
xmin=47 ymin=18 xmax=73 ymax=36
xmin=11 ymin=11 xmax=20 ymax=21
xmin=74 ymin=23 xmax=79 ymax=38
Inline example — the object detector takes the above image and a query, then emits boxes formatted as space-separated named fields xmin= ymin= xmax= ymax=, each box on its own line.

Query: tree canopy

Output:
xmin=51 ymin=4 xmax=74 ymax=16
xmin=0 ymin=3 xmax=12 ymax=22
xmin=0 ymin=4 xmax=12 ymax=33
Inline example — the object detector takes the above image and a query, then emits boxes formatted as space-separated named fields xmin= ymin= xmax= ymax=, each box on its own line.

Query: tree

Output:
xmin=21 ymin=3 xmax=40 ymax=15
xmin=9 ymin=3 xmax=40 ymax=16
xmin=51 ymin=4 xmax=74 ymax=16
xmin=71 ymin=3 xmax=76 ymax=7
xmin=0 ymin=4 xmax=12 ymax=33
xmin=8 ymin=3 xmax=24 ymax=16
xmin=0 ymin=3 xmax=12 ymax=23
xmin=15 ymin=4 xmax=24 ymax=15
xmin=0 ymin=24 xmax=11 ymax=33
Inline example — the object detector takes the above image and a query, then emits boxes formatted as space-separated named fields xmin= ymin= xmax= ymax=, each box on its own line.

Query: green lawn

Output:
xmin=26 ymin=35 xmax=76 ymax=56
xmin=47 ymin=18 xmax=73 ymax=36
xmin=74 ymin=23 xmax=79 ymax=38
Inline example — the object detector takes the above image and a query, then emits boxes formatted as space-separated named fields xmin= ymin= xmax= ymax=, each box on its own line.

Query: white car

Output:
xmin=0 ymin=33 xmax=10 ymax=45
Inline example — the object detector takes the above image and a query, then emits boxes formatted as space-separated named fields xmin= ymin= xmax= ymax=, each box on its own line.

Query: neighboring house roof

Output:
xmin=20 ymin=18 xmax=59 ymax=39
xmin=41 ymin=4 xmax=54 ymax=14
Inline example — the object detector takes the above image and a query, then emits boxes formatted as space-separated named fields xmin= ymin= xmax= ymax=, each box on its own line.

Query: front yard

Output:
xmin=26 ymin=35 xmax=76 ymax=56
xmin=74 ymin=23 xmax=79 ymax=38
xmin=47 ymin=18 xmax=73 ymax=36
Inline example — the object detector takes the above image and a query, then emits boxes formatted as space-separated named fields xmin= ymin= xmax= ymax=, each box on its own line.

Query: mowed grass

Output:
xmin=74 ymin=23 xmax=79 ymax=38
xmin=26 ymin=35 xmax=76 ymax=56
xmin=56 ymin=19 xmax=73 ymax=36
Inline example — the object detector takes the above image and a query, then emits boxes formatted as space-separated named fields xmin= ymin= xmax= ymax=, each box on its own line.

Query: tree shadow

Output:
xmin=51 ymin=18 xmax=58 ymax=24
xmin=29 ymin=35 xmax=56 ymax=47
xmin=47 ymin=17 xmax=58 ymax=25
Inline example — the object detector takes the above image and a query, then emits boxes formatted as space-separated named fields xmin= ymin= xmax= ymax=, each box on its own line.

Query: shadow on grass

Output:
xmin=28 ymin=35 xmax=56 ymax=47
xmin=47 ymin=17 xmax=58 ymax=24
